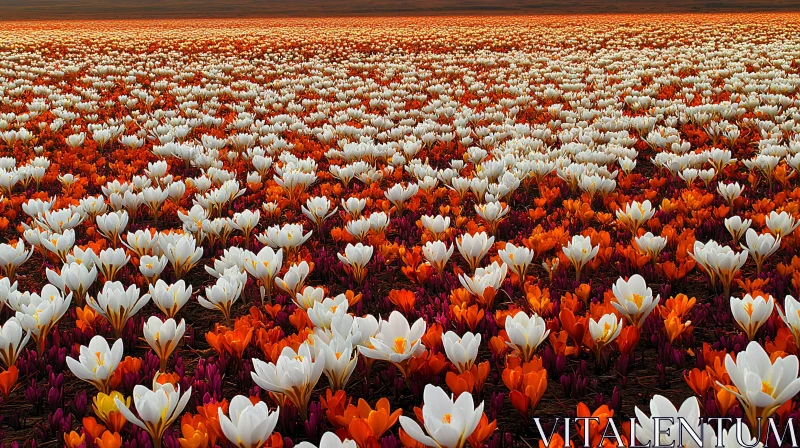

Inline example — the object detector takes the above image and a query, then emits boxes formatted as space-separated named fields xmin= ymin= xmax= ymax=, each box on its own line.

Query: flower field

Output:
xmin=2 ymin=13 xmax=800 ymax=447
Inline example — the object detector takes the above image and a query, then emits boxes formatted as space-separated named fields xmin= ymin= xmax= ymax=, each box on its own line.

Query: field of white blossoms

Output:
xmin=1 ymin=13 xmax=800 ymax=448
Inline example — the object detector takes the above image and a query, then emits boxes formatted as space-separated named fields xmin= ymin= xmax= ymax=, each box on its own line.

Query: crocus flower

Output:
xmin=504 ymin=311 xmax=549 ymax=362
xmin=498 ymin=242 xmax=534 ymax=285
xmin=139 ymin=254 xmax=168 ymax=284
xmin=294 ymin=285 xmax=326 ymax=311
xmin=66 ymin=335 xmax=123 ymax=393
xmin=765 ymin=210 xmax=800 ymax=238
xmin=633 ymin=232 xmax=667 ymax=262
xmin=615 ymin=200 xmax=655 ymax=234
xmin=251 ymin=342 xmax=325 ymax=420
xmin=399 ymin=385 xmax=484 ymax=448
xmin=218 ymin=395 xmax=279 ymax=448
xmin=96 ymin=211 xmax=129 ymax=247
xmin=422 ymin=240 xmax=454 ymax=277
xmin=160 ymin=235 xmax=203 ymax=279
xmin=97 ymin=247 xmax=131 ymax=281
xmin=294 ymin=432 xmax=357 ymax=448
xmin=420 ymin=215 xmax=450 ymax=240
xmin=11 ymin=283 xmax=72 ymax=354
xmin=88 ymin=281 xmax=149 ymax=337
xmin=691 ymin=240 xmax=747 ymax=298
xmin=143 ymin=316 xmax=185 ymax=373
xmin=474 ymin=201 xmax=508 ymax=235
xmin=115 ymin=379 xmax=192 ymax=448
xmin=0 ymin=240 xmax=33 ymax=280
xmin=442 ymin=331 xmax=480 ymax=373
xmin=456 ymin=232 xmax=494 ymax=273
xmin=257 ymin=223 xmax=312 ymax=257
xmin=312 ymin=333 xmax=358 ymax=391
xmin=302 ymin=196 xmax=337 ymax=231
xmin=307 ymin=294 xmax=349 ymax=330
xmin=741 ymin=228 xmax=781 ymax=275
xmin=719 ymin=341 xmax=800 ymax=429
xmin=358 ymin=311 xmax=426 ymax=378
xmin=0 ymin=317 xmax=30 ymax=369
xmin=244 ymin=246 xmax=283 ymax=304
xmin=458 ymin=261 xmax=507 ymax=307
xmin=777 ymin=294 xmax=800 ymax=349
xmin=58 ymin=261 xmax=97 ymax=307
xmin=724 ymin=216 xmax=751 ymax=244
xmin=147 ymin=279 xmax=192 ymax=318
xmin=562 ymin=235 xmax=598 ymax=281
xmin=611 ymin=274 xmax=659 ymax=327
xmin=588 ymin=313 xmax=622 ymax=362
xmin=275 ymin=261 xmax=311 ymax=298
xmin=198 ymin=272 xmax=245 ymax=325
xmin=730 ymin=294 xmax=774 ymax=341
xmin=337 ymin=243 xmax=373 ymax=284
xmin=716 ymin=182 xmax=743 ymax=207
xmin=633 ymin=395 xmax=716 ymax=447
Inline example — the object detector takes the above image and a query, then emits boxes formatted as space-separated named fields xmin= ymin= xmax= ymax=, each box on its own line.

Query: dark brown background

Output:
xmin=2 ymin=0 xmax=799 ymax=20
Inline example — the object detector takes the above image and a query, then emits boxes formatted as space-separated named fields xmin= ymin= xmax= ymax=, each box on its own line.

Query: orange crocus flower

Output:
xmin=450 ymin=304 xmax=484 ymax=332
xmin=445 ymin=370 xmax=476 ymax=396
xmin=388 ymin=289 xmax=417 ymax=315
xmin=467 ymin=414 xmax=497 ymax=448
xmin=340 ymin=398 xmax=402 ymax=447
xmin=684 ymin=368 xmax=713 ymax=397
xmin=321 ymin=389 xmax=351 ymax=428
xmin=64 ymin=431 xmax=85 ymax=448
xmin=82 ymin=416 xmax=107 ymax=441
xmin=179 ymin=414 xmax=210 ymax=448
xmin=663 ymin=315 xmax=692 ymax=343
xmin=540 ymin=434 xmax=575 ymax=448
xmin=95 ymin=431 xmax=123 ymax=448
xmin=0 ymin=366 xmax=18 ymax=398
xmin=196 ymin=399 xmax=229 ymax=445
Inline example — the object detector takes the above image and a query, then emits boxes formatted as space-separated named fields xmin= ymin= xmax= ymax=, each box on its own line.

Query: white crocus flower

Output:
xmin=13 ymin=284 xmax=72 ymax=354
xmin=611 ymin=274 xmax=660 ymax=327
xmin=399 ymin=385 xmax=484 ymax=448
xmin=765 ymin=210 xmax=800 ymax=238
xmin=0 ymin=317 xmax=30 ymax=369
xmin=198 ymin=272 xmax=245 ymax=325
xmin=456 ymin=231 xmax=494 ymax=273
xmin=422 ymin=240 xmax=454 ymax=277
xmin=730 ymin=294 xmax=774 ymax=341
xmin=504 ymin=311 xmax=549 ymax=362
xmin=275 ymin=261 xmax=311 ymax=299
xmin=741 ymin=228 xmax=781 ymax=275
xmin=66 ymin=335 xmax=123 ymax=393
xmin=294 ymin=432 xmax=357 ymax=448
xmin=358 ymin=311 xmax=426 ymax=378
xmin=218 ymin=395 xmax=280 ymax=448
xmin=719 ymin=341 xmax=800 ymax=430
xmin=143 ymin=316 xmax=185 ymax=373
xmin=115 ymin=380 xmax=192 ymax=448
xmin=147 ymin=279 xmax=192 ymax=318
xmin=0 ymin=240 xmax=33 ymax=280
xmin=244 ymin=246 xmax=283 ymax=304
xmin=337 ymin=243 xmax=373 ymax=284
xmin=562 ymin=234 xmax=599 ymax=281
xmin=250 ymin=342 xmax=325 ymax=420
xmin=498 ymin=242 xmax=534 ymax=283
xmin=724 ymin=216 xmax=751 ymax=244
xmin=87 ymin=281 xmax=148 ymax=337
xmin=442 ymin=331 xmax=481 ymax=373
xmin=634 ymin=396 xmax=717 ymax=448
xmin=778 ymin=295 xmax=800 ymax=350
